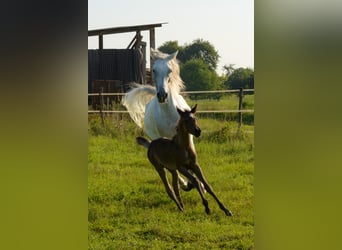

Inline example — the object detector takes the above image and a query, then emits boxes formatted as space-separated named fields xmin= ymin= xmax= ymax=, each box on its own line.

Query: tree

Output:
xmin=183 ymin=39 xmax=219 ymax=71
xmin=158 ymin=39 xmax=219 ymax=71
xmin=225 ymin=67 xmax=254 ymax=89
xmin=158 ymin=41 xmax=185 ymax=61
xmin=223 ymin=63 xmax=235 ymax=77
xmin=181 ymin=59 xmax=222 ymax=99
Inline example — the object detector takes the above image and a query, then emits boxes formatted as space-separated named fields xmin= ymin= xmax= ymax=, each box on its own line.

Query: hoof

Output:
xmin=181 ymin=181 xmax=194 ymax=192
xmin=225 ymin=210 xmax=233 ymax=216
xmin=205 ymin=207 xmax=211 ymax=215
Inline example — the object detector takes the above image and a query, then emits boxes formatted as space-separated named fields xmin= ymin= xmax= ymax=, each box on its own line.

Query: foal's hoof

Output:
xmin=205 ymin=207 xmax=211 ymax=215
xmin=182 ymin=181 xmax=194 ymax=192
xmin=225 ymin=210 xmax=233 ymax=217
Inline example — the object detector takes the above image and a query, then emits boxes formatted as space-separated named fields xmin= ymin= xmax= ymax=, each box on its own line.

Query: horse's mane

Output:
xmin=151 ymin=49 xmax=186 ymax=94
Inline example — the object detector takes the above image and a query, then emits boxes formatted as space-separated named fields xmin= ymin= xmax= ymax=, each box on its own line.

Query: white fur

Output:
xmin=122 ymin=49 xmax=191 ymax=140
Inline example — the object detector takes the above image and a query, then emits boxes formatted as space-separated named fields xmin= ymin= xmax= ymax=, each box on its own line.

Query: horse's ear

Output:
xmin=191 ymin=104 xmax=198 ymax=114
xmin=166 ymin=50 xmax=178 ymax=61
xmin=151 ymin=48 xmax=157 ymax=59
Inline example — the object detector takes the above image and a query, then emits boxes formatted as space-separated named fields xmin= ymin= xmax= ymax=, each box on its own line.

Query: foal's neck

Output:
xmin=174 ymin=126 xmax=194 ymax=152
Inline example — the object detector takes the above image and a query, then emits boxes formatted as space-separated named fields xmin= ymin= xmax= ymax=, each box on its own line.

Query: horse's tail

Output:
xmin=136 ymin=136 xmax=151 ymax=149
xmin=122 ymin=83 xmax=156 ymax=128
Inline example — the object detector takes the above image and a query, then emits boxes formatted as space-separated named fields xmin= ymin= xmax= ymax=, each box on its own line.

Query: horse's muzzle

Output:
xmin=157 ymin=92 xmax=168 ymax=103
xmin=194 ymin=128 xmax=201 ymax=137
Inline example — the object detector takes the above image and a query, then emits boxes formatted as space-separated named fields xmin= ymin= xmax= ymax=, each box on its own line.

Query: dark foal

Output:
xmin=137 ymin=105 xmax=232 ymax=216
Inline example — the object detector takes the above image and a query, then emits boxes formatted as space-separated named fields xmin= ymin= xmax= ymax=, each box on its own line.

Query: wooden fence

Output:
xmin=88 ymin=88 xmax=254 ymax=128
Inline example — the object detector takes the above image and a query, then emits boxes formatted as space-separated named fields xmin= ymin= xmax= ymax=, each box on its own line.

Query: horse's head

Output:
xmin=177 ymin=104 xmax=201 ymax=137
xmin=152 ymin=50 xmax=179 ymax=103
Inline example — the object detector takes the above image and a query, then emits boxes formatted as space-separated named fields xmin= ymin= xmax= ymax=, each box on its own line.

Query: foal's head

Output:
xmin=176 ymin=105 xmax=201 ymax=137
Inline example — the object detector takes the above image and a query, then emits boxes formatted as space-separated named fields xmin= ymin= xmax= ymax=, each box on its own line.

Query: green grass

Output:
xmin=88 ymin=115 xmax=254 ymax=249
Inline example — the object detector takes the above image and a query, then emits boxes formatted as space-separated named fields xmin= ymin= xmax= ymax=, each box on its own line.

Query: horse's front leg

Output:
xmin=190 ymin=163 xmax=232 ymax=216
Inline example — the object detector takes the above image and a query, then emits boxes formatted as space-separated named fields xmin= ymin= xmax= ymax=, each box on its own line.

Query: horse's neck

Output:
xmin=167 ymin=89 xmax=177 ymax=109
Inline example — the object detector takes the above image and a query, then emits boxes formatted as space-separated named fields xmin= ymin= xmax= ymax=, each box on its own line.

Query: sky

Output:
xmin=88 ymin=0 xmax=254 ymax=75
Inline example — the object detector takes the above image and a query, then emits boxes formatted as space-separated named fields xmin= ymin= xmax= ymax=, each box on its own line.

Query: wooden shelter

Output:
xmin=88 ymin=23 xmax=166 ymax=107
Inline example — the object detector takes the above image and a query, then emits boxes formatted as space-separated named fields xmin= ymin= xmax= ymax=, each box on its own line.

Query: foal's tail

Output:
xmin=136 ymin=136 xmax=151 ymax=149
xmin=122 ymin=83 xmax=156 ymax=128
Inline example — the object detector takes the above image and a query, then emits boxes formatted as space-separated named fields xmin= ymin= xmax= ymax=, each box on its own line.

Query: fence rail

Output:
xmin=87 ymin=109 xmax=254 ymax=114
xmin=88 ymin=88 xmax=254 ymax=128
xmin=87 ymin=89 xmax=254 ymax=97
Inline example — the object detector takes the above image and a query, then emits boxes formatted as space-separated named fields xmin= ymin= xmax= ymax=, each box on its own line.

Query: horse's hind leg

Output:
xmin=179 ymin=166 xmax=211 ymax=215
xmin=190 ymin=163 xmax=232 ymax=216
xmin=155 ymin=167 xmax=184 ymax=212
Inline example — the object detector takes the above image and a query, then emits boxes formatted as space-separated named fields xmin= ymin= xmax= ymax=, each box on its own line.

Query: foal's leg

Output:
xmin=155 ymin=167 xmax=184 ymax=212
xmin=171 ymin=170 xmax=184 ymax=209
xmin=179 ymin=166 xmax=211 ymax=215
xmin=190 ymin=163 xmax=232 ymax=216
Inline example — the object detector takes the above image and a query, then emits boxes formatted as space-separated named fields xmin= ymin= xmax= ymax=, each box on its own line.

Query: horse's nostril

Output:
xmin=157 ymin=92 xmax=167 ymax=103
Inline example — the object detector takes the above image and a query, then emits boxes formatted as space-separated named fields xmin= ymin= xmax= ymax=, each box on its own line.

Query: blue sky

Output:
xmin=88 ymin=0 xmax=254 ymax=74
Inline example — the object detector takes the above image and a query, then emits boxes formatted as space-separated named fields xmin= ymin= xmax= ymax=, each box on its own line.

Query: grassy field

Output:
xmin=88 ymin=110 xmax=254 ymax=249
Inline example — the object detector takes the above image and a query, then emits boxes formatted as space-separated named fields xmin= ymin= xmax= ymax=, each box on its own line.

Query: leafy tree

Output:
xmin=183 ymin=39 xmax=219 ymax=71
xmin=157 ymin=41 xmax=185 ymax=61
xmin=225 ymin=67 xmax=254 ymax=89
xmin=181 ymin=59 xmax=222 ymax=99
xmin=158 ymin=39 xmax=219 ymax=71
xmin=223 ymin=63 xmax=235 ymax=77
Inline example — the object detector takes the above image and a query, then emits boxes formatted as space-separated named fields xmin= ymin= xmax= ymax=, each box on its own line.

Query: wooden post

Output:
xmin=238 ymin=88 xmax=243 ymax=130
xmin=135 ymin=31 xmax=142 ymax=48
xmin=99 ymin=35 xmax=103 ymax=50
xmin=99 ymin=87 xmax=104 ymax=125
xmin=149 ymin=28 xmax=155 ymax=49
xmin=149 ymin=28 xmax=155 ymax=84
xmin=141 ymin=41 xmax=147 ymax=84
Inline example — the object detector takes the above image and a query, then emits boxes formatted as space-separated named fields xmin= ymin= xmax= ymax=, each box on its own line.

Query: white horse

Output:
xmin=122 ymin=49 xmax=197 ymax=191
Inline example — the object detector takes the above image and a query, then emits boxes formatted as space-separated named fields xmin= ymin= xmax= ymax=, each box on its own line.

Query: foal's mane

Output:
xmin=151 ymin=50 xmax=186 ymax=94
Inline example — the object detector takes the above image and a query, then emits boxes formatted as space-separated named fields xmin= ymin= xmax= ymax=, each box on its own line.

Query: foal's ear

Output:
xmin=191 ymin=104 xmax=198 ymax=114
